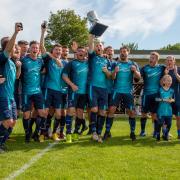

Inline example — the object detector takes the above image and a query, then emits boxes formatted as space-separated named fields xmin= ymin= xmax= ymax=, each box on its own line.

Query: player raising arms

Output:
xmin=12 ymin=44 xmax=22 ymax=117
xmin=88 ymin=35 xmax=111 ymax=143
xmin=21 ymin=30 xmax=47 ymax=143
xmin=0 ymin=23 xmax=22 ymax=153
xmin=40 ymin=22 xmax=68 ymax=142
xmin=165 ymin=56 xmax=180 ymax=139
xmin=108 ymin=46 xmax=141 ymax=141
xmin=140 ymin=52 xmax=165 ymax=137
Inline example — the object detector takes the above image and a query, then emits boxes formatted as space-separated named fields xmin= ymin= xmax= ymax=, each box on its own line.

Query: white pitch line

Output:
xmin=4 ymin=142 xmax=57 ymax=180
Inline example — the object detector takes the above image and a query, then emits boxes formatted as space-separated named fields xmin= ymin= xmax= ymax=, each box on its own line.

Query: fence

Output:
xmin=116 ymin=82 xmax=144 ymax=114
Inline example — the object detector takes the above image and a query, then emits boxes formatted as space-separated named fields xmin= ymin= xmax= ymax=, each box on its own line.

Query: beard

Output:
xmin=120 ymin=54 xmax=127 ymax=61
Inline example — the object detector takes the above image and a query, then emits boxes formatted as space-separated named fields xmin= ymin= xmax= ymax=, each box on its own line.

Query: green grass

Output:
xmin=1 ymin=118 xmax=180 ymax=180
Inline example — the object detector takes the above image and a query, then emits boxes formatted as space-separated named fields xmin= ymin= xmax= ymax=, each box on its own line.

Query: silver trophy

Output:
xmin=87 ymin=11 xmax=108 ymax=37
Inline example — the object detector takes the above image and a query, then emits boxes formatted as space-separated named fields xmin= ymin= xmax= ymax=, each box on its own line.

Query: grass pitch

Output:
xmin=1 ymin=117 xmax=180 ymax=179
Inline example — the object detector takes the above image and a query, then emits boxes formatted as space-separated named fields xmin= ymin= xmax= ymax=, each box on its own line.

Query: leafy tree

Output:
xmin=45 ymin=9 xmax=89 ymax=49
xmin=161 ymin=43 xmax=180 ymax=50
xmin=121 ymin=42 xmax=138 ymax=50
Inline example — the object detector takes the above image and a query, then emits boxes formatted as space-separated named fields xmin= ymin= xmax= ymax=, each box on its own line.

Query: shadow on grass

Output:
xmin=7 ymin=132 xmax=180 ymax=153
xmin=52 ymin=135 xmax=180 ymax=151
xmin=6 ymin=133 xmax=52 ymax=152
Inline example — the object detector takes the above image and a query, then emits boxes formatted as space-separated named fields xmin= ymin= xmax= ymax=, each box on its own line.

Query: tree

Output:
xmin=45 ymin=9 xmax=89 ymax=49
xmin=161 ymin=43 xmax=180 ymax=50
xmin=121 ymin=42 xmax=138 ymax=50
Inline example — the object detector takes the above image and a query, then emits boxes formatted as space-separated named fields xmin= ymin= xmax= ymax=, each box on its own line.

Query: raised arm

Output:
xmin=71 ymin=41 xmax=78 ymax=59
xmin=40 ymin=22 xmax=47 ymax=55
xmin=88 ymin=34 xmax=94 ymax=52
xmin=5 ymin=23 xmax=22 ymax=56
xmin=71 ymin=41 xmax=78 ymax=53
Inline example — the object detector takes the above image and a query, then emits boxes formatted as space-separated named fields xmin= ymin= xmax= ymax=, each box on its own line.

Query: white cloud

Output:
xmin=102 ymin=0 xmax=180 ymax=39
xmin=0 ymin=0 xmax=180 ymax=46
xmin=0 ymin=0 xmax=90 ymax=42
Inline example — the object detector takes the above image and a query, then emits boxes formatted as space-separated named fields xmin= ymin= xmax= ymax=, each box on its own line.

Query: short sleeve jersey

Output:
xmin=141 ymin=64 xmax=165 ymax=95
xmin=62 ymin=59 xmax=88 ymax=94
xmin=21 ymin=55 xmax=43 ymax=95
xmin=157 ymin=87 xmax=174 ymax=118
xmin=113 ymin=60 xmax=140 ymax=94
xmin=88 ymin=51 xmax=109 ymax=89
xmin=0 ymin=51 xmax=16 ymax=99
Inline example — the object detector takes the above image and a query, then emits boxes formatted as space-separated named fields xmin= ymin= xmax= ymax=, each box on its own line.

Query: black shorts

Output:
xmin=110 ymin=92 xmax=134 ymax=110
xmin=68 ymin=92 xmax=88 ymax=109
xmin=141 ymin=93 xmax=159 ymax=113
xmin=22 ymin=93 xmax=45 ymax=112
xmin=0 ymin=97 xmax=17 ymax=121
xmin=43 ymin=88 xmax=67 ymax=109
xmin=88 ymin=85 xmax=108 ymax=110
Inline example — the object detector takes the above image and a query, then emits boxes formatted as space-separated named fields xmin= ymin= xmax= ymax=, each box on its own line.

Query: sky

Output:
xmin=0 ymin=0 xmax=180 ymax=50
